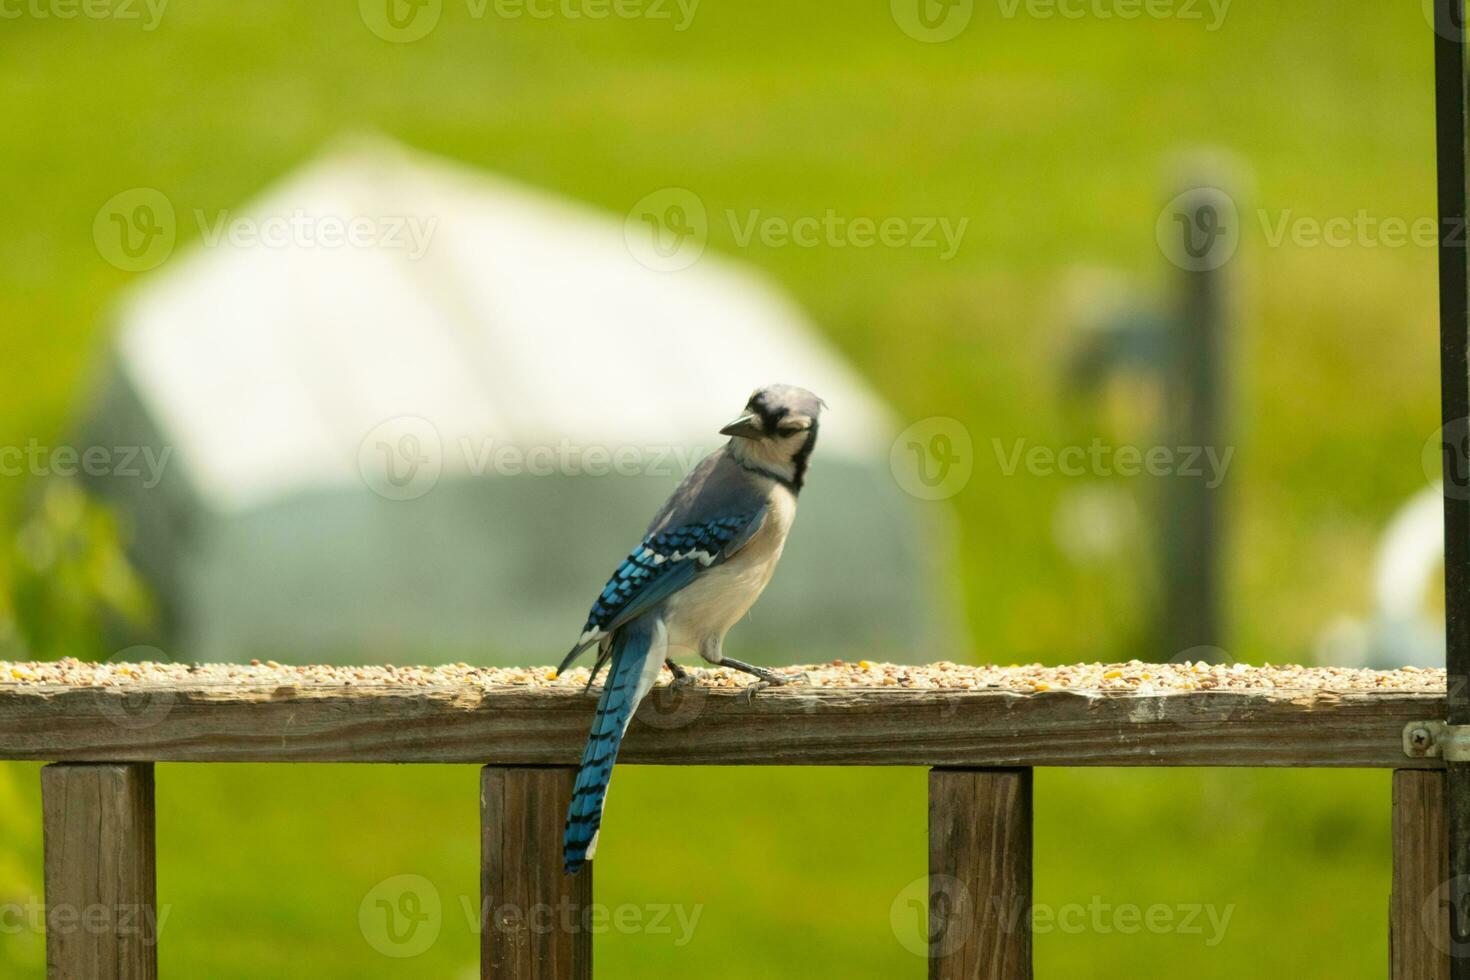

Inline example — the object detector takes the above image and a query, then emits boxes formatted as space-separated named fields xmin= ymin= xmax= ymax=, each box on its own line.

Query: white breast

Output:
xmin=661 ymin=486 xmax=797 ymax=657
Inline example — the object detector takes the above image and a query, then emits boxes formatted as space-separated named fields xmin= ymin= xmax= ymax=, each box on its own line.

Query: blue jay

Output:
xmin=559 ymin=384 xmax=824 ymax=874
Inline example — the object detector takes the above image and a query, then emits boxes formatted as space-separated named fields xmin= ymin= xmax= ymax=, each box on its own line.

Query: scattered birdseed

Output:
xmin=0 ymin=658 xmax=1445 ymax=697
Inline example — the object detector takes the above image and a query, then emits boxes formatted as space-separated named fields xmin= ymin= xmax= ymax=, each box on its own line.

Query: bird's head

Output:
xmin=720 ymin=384 xmax=825 ymax=491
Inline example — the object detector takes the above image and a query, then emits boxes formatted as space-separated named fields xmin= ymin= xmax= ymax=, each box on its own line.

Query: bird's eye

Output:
xmin=777 ymin=424 xmax=804 ymax=437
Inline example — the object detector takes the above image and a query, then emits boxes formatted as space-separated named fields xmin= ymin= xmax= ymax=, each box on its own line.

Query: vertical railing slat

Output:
xmin=928 ymin=767 xmax=1033 ymax=980
xmin=481 ymin=766 xmax=591 ymax=979
xmin=41 ymin=763 xmax=158 ymax=980
xmin=1393 ymin=770 xmax=1452 ymax=980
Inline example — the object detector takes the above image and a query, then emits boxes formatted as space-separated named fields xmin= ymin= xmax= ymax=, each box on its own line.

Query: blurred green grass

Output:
xmin=0 ymin=765 xmax=1392 ymax=977
xmin=0 ymin=0 xmax=1442 ymax=975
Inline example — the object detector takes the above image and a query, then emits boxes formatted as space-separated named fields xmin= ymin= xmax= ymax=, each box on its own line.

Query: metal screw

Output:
xmin=1411 ymin=727 xmax=1433 ymax=751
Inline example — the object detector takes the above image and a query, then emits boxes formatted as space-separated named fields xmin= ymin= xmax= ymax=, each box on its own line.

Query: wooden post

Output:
xmin=481 ymin=767 xmax=590 ymax=980
xmin=928 ymin=768 xmax=1032 ymax=980
xmin=1394 ymin=770 xmax=1452 ymax=980
xmin=41 ymin=763 xmax=158 ymax=980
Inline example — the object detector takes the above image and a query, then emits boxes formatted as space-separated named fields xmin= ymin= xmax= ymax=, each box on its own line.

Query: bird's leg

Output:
xmin=663 ymin=658 xmax=694 ymax=687
xmin=721 ymin=656 xmax=798 ymax=685
xmin=721 ymin=656 xmax=808 ymax=702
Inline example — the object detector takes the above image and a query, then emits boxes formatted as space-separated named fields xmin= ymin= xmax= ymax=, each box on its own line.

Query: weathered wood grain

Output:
xmin=1393 ymin=770 xmax=1452 ymax=980
xmin=41 ymin=763 xmax=158 ymax=980
xmin=0 ymin=683 xmax=1444 ymax=767
xmin=481 ymin=767 xmax=590 ymax=980
xmin=929 ymin=769 xmax=1032 ymax=980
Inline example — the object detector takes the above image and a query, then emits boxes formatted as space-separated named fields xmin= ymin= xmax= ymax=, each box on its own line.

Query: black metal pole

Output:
xmin=1162 ymin=185 xmax=1229 ymax=660
xmin=1434 ymin=0 xmax=1470 ymax=973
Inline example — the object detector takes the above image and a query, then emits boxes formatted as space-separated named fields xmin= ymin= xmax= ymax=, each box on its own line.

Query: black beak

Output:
xmin=719 ymin=413 xmax=765 ymax=439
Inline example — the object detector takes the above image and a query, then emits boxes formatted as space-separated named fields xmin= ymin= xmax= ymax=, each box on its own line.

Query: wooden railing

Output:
xmin=0 ymin=669 xmax=1452 ymax=978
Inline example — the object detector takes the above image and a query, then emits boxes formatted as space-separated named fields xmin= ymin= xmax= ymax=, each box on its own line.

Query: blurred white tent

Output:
xmin=80 ymin=138 xmax=950 ymax=665
xmin=1316 ymin=485 xmax=1444 ymax=669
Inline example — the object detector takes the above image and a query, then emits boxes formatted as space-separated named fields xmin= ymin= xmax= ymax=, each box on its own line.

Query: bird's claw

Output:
xmin=739 ymin=671 xmax=807 ymax=703
xmin=739 ymin=679 xmax=772 ymax=704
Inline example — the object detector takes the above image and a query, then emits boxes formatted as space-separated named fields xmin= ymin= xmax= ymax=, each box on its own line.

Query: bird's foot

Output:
xmin=739 ymin=679 xmax=772 ymax=704
xmin=718 ymin=656 xmax=808 ymax=702
xmin=664 ymin=659 xmax=696 ymax=688
xmin=737 ymin=671 xmax=807 ymax=703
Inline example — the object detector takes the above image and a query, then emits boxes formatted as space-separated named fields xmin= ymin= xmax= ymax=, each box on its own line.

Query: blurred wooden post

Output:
xmin=481 ymin=767 xmax=590 ymax=980
xmin=1162 ymin=180 xmax=1232 ymax=660
xmin=928 ymin=768 xmax=1032 ymax=980
xmin=1393 ymin=770 xmax=1451 ymax=979
xmin=42 ymin=763 xmax=158 ymax=980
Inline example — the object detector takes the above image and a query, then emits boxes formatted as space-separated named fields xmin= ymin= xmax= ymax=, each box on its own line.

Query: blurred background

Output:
xmin=0 ymin=0 xmax=1447 ymax=976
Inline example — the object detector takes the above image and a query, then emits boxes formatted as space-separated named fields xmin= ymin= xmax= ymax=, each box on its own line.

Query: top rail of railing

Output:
xmin=0 ymin=659 xmax=1447 ymax=768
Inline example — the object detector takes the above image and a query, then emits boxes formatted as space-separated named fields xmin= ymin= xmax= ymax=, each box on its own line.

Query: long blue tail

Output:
xmin=564 ymin=615 xmax=658 ymax=874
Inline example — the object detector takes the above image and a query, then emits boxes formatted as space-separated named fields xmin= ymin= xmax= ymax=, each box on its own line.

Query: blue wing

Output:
xmin=558 ymin=509 xmax=765 ymax=673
